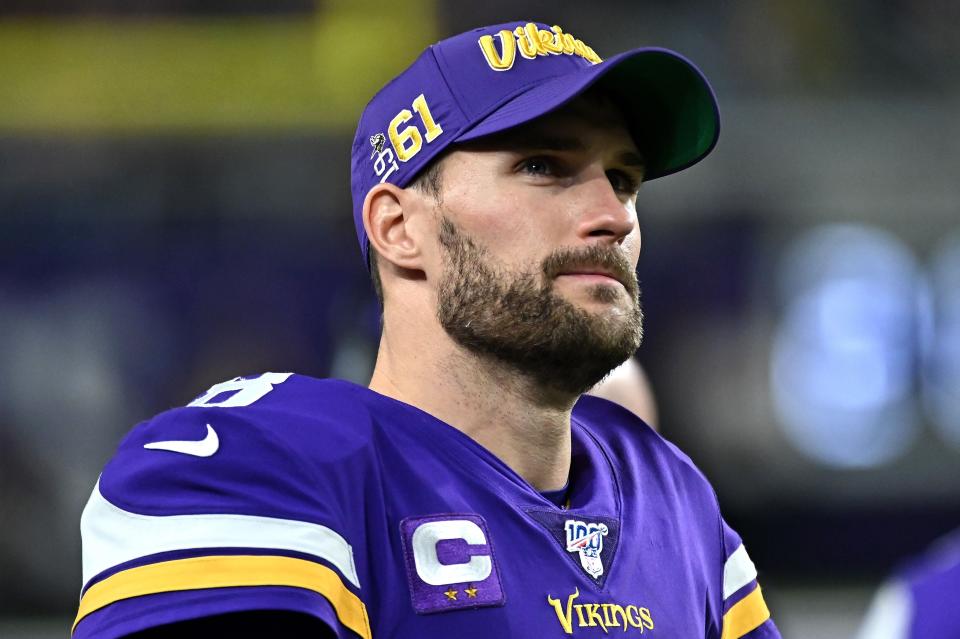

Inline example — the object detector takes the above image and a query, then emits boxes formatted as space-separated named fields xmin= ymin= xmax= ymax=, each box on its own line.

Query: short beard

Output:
xmin=436 ymin=217 xmax=643 ymax=397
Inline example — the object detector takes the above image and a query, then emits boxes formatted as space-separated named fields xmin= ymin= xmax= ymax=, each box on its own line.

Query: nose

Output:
xmin=574 ymin=172 xmax=637 ymax=246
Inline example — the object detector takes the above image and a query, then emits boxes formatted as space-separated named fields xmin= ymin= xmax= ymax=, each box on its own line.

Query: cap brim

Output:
xmin=456 ymin=48 xmax=720 ymax=180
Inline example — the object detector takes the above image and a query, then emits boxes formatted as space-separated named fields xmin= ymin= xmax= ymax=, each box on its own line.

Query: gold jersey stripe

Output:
xmin=721 ymin=585 xmax=770 ymax=639
xmin=73 ymin=554 xmax=371 ymax=639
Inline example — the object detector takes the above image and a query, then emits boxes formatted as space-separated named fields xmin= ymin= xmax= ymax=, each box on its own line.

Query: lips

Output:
xmin=556 ymin=270 xmax=626 ymax=287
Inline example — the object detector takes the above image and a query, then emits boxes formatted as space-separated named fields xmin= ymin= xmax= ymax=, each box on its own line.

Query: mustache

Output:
xmin=541 ymin=245 xmax=639 ymax=297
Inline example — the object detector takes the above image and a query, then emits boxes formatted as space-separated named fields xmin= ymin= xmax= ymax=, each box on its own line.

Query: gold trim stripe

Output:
xmin=721 ymin=585 xmax=770 ymax=639
xmin=73 ymin=554 xmax=371 ymax=639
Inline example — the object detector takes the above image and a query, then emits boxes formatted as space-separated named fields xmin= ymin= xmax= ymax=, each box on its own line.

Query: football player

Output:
xmin=858 ymin=529 xmax=960 ymax=639
xmin=74 ymin=20 xmax=780 ymax=638
xmin=589 ymin=357 xmax=659 ymax=428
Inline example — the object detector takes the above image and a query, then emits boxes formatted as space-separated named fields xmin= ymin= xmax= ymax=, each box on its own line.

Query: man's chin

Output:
xmin=556 ymin=285 xmax=634 ymax=316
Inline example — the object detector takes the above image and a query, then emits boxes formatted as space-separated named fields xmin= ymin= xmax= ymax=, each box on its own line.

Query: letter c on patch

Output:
xmin=411 ymin=520 xmax=492 ymax=585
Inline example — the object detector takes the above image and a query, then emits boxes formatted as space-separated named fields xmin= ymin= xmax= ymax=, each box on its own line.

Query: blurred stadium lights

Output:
xmin=770 ymin=224 xmax=923 ymax=468
xmin=923 ymin=231 xmax=960 ymax=450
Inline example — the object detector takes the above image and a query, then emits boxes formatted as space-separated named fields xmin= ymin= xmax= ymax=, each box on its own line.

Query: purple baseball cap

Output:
xmin=350 ymin=20 xmax=720 ymax=267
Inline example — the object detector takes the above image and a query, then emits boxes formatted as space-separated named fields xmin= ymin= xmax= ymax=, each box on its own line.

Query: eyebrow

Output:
xmin=481 ymin=131 xmax=646 ymax=171
xmin=616 ymin=150 xmax=646 ymax=171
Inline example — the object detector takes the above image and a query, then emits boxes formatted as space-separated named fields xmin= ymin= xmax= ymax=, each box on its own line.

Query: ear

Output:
xmin=362 ymin=182 xmax=425 ymax=272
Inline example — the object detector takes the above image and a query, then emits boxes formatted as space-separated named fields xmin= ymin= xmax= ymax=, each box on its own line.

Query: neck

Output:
xmin=369 ymin=304 xmax=575 ymax=492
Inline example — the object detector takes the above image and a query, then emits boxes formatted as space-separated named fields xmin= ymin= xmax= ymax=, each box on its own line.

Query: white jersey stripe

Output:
xmin=80 ymin=480 xmax=360 ymax=589
xmin=722 ymin=543 xmax=758 ymax=600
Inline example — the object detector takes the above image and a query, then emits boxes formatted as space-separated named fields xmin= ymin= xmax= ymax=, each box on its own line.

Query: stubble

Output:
xmin=436 ymin=217 xmax=643 ymax=397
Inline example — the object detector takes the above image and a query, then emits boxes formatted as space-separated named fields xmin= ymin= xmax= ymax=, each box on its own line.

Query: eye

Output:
xmin=606 ymin=169 xmax=642 ymax=195
xmin=519 ymin=156 xmax=557 ymax=177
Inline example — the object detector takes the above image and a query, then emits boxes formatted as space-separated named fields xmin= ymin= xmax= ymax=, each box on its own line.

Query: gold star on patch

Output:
xmin=444 ymin=588 xmax=458 ymax=600
xmin=464 ymin=586 xmax=478 ymax=598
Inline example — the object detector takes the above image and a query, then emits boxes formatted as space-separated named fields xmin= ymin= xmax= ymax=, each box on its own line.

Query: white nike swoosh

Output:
xmin=143 ymin=423 xmax=220 ymax=457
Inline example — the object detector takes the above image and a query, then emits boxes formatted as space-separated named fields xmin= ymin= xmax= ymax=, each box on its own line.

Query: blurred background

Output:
xmin=1 ymin=1 xmax=959 ymax=637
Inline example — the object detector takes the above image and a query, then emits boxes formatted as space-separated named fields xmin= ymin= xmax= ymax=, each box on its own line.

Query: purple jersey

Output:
xmin=858 ymin=529 xmax=960 ymax=639
xmin=74 ymin=373 xmax=779 ymax=638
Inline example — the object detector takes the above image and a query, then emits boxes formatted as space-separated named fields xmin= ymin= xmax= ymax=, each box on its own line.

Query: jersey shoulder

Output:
xmin=77 ymin=373 xmax=376 ymax=639
xmin=100 ymin=372 xmax=377 ymax=516
xmin=900 ymin=528 xmax=960 ymax=584
xmin=859 ymin=530 xmax=960 ymax=639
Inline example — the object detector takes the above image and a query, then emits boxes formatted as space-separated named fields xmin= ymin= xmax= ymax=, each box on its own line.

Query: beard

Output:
xmin=436 ymin=216 xmax=643 ymax=397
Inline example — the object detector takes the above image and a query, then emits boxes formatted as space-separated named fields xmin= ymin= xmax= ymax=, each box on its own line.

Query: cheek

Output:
xmin=438 ymin=154 xmax=576 ymax=267
xmin=618 ymin=234 xmax=641 ymax=277
xmin=446 ymin=191 xmax=560 ymax=264
xmin=627 ymin=227 xmax=642 ymax=261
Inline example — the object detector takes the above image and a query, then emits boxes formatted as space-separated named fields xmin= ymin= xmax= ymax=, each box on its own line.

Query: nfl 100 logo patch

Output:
xmin=564 ymin=519 xmax=609 ymax=579
xmin=525 ymin=509 xmax=620 ymax=586
xmin=400 ymin=513 xmax=506 ymax=614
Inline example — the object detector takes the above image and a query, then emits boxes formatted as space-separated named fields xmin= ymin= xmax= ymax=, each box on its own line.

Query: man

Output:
xmin=857 ymin=529 xmax=960 ymax=639
xmin=589 ymin=357 xmax=659 ymax=428
xmin=74 ymin=21 xmax=780 ymax=638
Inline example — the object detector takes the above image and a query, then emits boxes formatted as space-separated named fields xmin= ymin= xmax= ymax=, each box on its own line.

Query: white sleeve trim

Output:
xmin=856 ymin=580 xmax=912 ymax=639
xmin=723 ymin=543 xmax=758 ymax=599
xmin=80 ymin=480 xmax=360 ymax=589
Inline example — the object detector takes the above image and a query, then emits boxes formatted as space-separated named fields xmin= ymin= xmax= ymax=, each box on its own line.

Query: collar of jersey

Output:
xmin=336 ymin=379 xmax=622 ymax=516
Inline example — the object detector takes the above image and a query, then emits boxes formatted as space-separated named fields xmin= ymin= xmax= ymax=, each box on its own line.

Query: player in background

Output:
xmin=589 ymin=357 xmax=659 ymax=429
xmin=74 ymin=20 xmax=780 ymax=638
xmin=857 ymin=528 xmax=960 ymax=639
